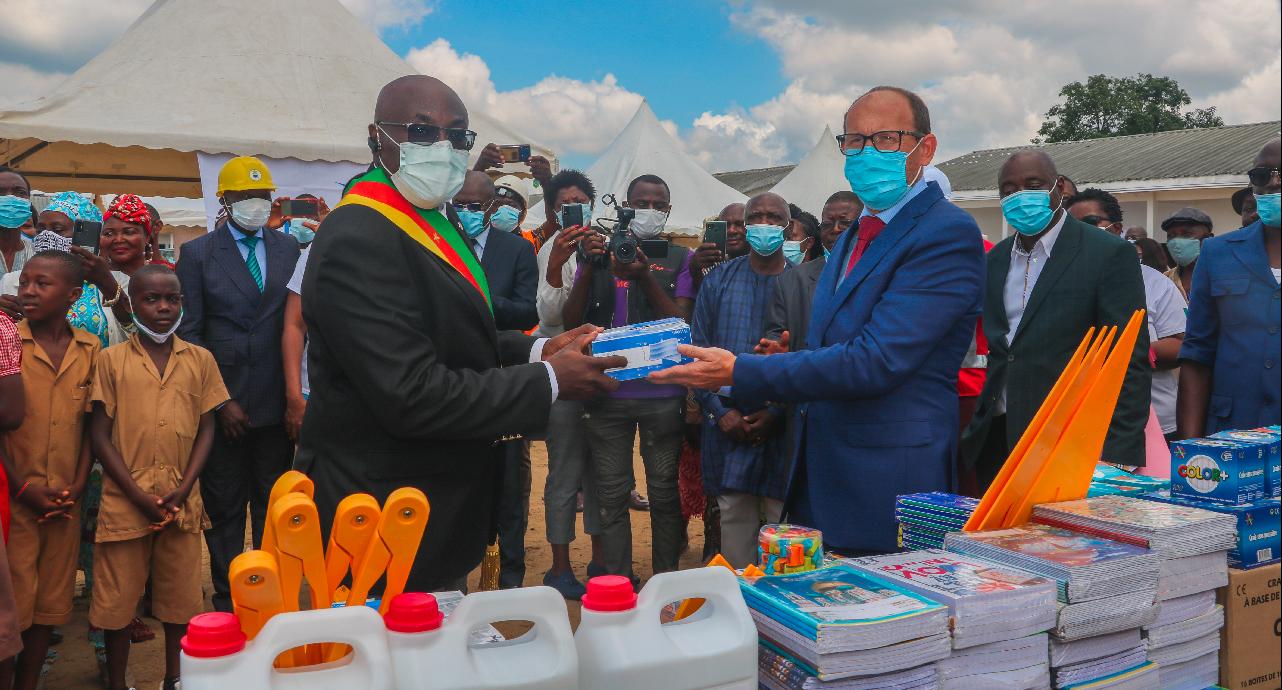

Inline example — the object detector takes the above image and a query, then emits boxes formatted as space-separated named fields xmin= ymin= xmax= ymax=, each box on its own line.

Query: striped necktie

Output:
xmin=240 ymin=235 xmax=264 ymax=291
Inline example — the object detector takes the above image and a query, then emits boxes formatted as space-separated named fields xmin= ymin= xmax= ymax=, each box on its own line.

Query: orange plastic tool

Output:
xmin=674 ymin=554 xmax=735 ymax=620
xmin=268 ymin=493 xmax=326 ymax=667
xmin=325 ymin=493 xmax=381 ymax=604
xmin=346 ymin=488 xmax=430 ymax=615
xmin=229 ymin=550 xmax=285 ymax=640
xmin=261 ymin=470 xmax=314 ymax=557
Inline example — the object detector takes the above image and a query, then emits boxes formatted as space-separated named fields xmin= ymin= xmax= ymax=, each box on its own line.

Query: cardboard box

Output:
xmin=1213 ymin=429 xmax=1282 ymax=499
xmin=589 ymin=317 xmax=692 ymax=381
xmin=1143 ymin=491 xmax=1281 ymax=569
xmin=1219 ymin=563 xmax=1282 ymax=690
xmin=1172 ymin=437 xmax=1270 ymax=505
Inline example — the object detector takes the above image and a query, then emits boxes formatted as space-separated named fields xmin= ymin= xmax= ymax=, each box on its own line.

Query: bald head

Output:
xmin=454 ymin=171 xmax=495 ymax=207
xmin=1253 ymin=138 xmax=1280 ymax=193
xmin=370 ymin=75 xmax=469 ymax=175
xmin=745 ymin=193 xmax=790 ymax=227
xmin=999 ymin=150 xmax=1064 ymax=199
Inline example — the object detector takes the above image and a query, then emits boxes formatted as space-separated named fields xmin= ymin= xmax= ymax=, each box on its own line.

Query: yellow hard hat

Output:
xmin=216 ymin=156 xmax=276 ymax=197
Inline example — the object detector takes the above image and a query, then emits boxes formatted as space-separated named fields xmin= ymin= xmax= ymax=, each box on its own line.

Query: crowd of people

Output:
xmin=0 ymin=73 xmax=1277 ymax=690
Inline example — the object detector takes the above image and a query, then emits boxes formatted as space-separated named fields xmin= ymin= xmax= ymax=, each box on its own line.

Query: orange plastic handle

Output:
xmin=229 ymin=550 xmax=284 ymax=641
xmin=273 ymin=493 xmax=329 ymax=611
xmin=346 ymin=488 xmax=429 ymax=612
xmin=674 ymin=553 xmax=735 ymax=620
xmin=261 ymin=471 xmax=314 ymax=557
xmin=325 ymin=493 xmax=381 ymax=604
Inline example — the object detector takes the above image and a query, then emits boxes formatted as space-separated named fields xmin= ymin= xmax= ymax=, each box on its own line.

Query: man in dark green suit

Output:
xmin=961 ymin=151 xmax=1150 ymax=491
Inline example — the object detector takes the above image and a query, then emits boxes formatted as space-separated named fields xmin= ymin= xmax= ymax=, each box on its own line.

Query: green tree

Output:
xmin=1034 ymin=73 xmax=1224 ymax=143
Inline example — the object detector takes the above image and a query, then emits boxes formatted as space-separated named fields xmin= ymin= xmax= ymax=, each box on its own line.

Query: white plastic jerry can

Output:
xmin=385 ymin=586 xmax=578 ymax=690
xmin=575 ymin=567 xmax=759 ymax=690
xmin=180 ymin=605 xmax=394 ymax=690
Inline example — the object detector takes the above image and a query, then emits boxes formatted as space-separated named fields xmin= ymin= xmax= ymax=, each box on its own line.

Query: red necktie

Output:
xmin=844 ymin=215 xmax=886 ymax=277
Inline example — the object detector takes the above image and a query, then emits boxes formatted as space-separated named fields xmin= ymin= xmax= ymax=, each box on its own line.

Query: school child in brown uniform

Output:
xmin=89 ymin=266 xmax=228 ymax=690
xmin=2 ymin=251 xmax=98 ymax=690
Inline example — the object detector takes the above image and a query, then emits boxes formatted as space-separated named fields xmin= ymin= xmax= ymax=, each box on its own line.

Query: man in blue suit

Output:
xmin=176 ymin=156 xmax=300 ymax=611
xmin=652 ymin=87 xmax=985 ymax=553
xmin=1178 ymin=138 xmax=1282 ymax=437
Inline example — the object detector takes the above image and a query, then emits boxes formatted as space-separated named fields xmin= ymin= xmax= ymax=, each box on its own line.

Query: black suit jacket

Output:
xmin=478 ymin=229 xmax=538 ymax=331
xmin=763 ymin=257 xmax=825 ymax=349
xmin=961 ymin=215 xmax=1151 ymax=475
xmin=295 ymin=203 xmax=550 ymax=591
xmin=176 ymin=222 xmax=299 ymax=427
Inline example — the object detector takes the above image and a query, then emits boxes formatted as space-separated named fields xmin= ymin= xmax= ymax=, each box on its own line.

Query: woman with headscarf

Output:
xmin=101 ymin=194 xmax=162 ymax=276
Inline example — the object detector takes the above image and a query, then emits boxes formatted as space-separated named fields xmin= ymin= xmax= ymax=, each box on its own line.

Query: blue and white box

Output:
xmin=1170 ymin=437 xmax=1269 ymax=505
xmin=590 ymin=317 xmax=692 ymax=381
xmin=1142 ymin=490 xmax=1280 ymax=569
xmin=1211 ymin=429 xmax=1282 ymax=499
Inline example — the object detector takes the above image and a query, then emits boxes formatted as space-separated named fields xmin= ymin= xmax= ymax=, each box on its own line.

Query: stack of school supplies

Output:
xmin=845 ymin=550 xmax=1057 ymax=649
xmin=1087 ymin=464 xmax=1169 ymax=498
xmin=739 ymin=563 xmax=951 ymax=683
xmin=1139 ymin=490 xmax=1280 ymax=570
xmin=1058 ymin=661 xmax=1159 ymax=689
xmin=1048 ymin=628 xmax=1160 ymax=688
xmin=895 ymin=492 xmax=979 ymax=550
xmin=932 ymin=633 xmax=1051 ymax=690
xmin=1139 ymin=589 xmax=1223 ymax=690
xmin=758 ymin=643 xmax=940 ymax=690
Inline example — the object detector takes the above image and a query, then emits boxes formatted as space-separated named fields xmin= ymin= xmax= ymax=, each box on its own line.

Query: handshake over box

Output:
xmin=590 ymin=318 xmax=693 ymax=381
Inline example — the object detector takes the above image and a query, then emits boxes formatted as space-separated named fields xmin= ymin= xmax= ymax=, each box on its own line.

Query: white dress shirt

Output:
xmin=471 ymin=228 xmax=490 ymax=261
xmin=227 ymin=221 xmax=270 ymax=283
xmin=535 ymin=228 xmax=576 ymax=337
xmin=997 ymin=211 xmax=1067 ymax=414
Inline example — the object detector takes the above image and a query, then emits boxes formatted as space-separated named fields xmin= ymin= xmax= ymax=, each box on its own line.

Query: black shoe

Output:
xmin=629 ymin=490 xmax=650 ymax=511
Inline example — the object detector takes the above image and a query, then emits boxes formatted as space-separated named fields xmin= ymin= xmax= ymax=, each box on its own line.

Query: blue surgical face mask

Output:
xmin=287 ymin=218 xmax=315 ymax=244
xmin=823 ymin=246 xmax=831 ymax=260
xmin=0 ymin=195 xmax=32 ymax=230
xmin=457 ymin=209 xmax=486 ymax=238
xmin=1166 ymin=237 xmax=1201 ymax=267
xmin=842 ymin=140 xmax=922 ymax=211
xmin=489 ymin=205 xmax=521 ymax=233
xmin=782 ymin=240 xmax=806 ymax=265
xmin=1255 ymin=192 xmax=1281 ymax=228
xmin=745 ymin=224 xmax=785 ymax=255
xmin=1001 ymin=188 xmax=1059 ymax=235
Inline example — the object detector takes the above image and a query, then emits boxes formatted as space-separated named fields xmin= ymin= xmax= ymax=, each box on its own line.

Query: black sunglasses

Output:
xmin=1247 ymin=166 xmax=1280 ymax=187
xmin=450 ymin=202 xmax=485 ymax=212
xmin=377 ymin=122 xmax=477 ymax=151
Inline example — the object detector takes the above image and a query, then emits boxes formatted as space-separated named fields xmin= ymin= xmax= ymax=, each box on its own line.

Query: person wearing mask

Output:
xmin=281 ymin=193 xmax=328 ymax=250
xmin=1232 ymin=187 xmax=1259 ymax=228
xmin=961 ymin=152 xmax=1150 ymax=488
xmin=1068 ymin=188 xmax=1186 ymax=441
xmin=0 ymin=168 xmax=35 ymax=276
xmin=281 ymin=198 xmax=332 ymax=445
xmin=472 ymin=144 xmax=556 ymax=252
xmin=1162 ymin=207 xmax=1214 ymax=301
xmin=783 ymin=204 xmax=821 ymax=265
xmin=1135 ymin=238 xmax=1171 ymax=273
xmin=654 ymin=87 xmax=985 ymax=555
xmin=691 ymin=193 xmax=792 ymax=567
xmin=489 ymin=176 xmax=542 ymax=250
xmin=296 ymin=75 xmax=621 ymax=593
xmin=1178 ymin=139 xmax=1281 ymax=437
xmin=564 ymin=173 xmax=695 ymax=581
xmin=691 ymin=202 xmax=749 ymax=287
xmin=175 ymin=156 xmax=300 ymax=612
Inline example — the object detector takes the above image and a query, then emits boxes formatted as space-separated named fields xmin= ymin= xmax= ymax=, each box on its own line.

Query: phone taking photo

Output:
xmin=281 ymin=198 xmax=319 ymax=219
xmin=499 ymin=144 xmax=531 ymax=163
xmin=560 ymin=203 xmax=584 ymax=229
xmin=72 ymin=219 xmax=102 ymax=253
xmin=703 ymin=220 xmax=727 ymax=253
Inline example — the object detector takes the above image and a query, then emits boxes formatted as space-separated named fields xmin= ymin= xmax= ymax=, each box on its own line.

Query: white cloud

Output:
xmin=1194 ymin=55 xmax=1282 ymax=124
xmin=339 ymin=0 xmax=434 ymax=28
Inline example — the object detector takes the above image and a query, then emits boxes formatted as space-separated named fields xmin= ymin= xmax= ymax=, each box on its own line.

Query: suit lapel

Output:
xmin=254 ymin=230 xmax=293 ymax=320
xmin=1228 ymin=224 xmax=1275 ymax=286
xmin=211 ymin=225 xmax=262 ymax=305
xmin=1009 ymin=216 xmax=1082 ymax=347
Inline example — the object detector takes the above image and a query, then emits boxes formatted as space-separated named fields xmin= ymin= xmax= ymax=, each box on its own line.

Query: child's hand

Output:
xmin=20 ymin=486 xmax=74 ymax=522
xmin=159 ymin=486 xmax=191 ymax=518
xmin=129 ymin=491 xmax=170 ymax=525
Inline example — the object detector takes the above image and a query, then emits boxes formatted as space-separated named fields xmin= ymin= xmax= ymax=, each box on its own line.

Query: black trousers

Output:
xmin=497 ymin=440 xmax=531 ymax=589
xmin=202 ymin=424 xmax=293 ymax=611
xmin=974 ymin=414 xmax=1009 ymax=495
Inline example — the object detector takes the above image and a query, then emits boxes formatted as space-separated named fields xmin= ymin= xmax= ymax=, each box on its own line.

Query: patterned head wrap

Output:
xmin=104 ymin=193 xmax=153 ymax=237
xmin=44 ymin=191 xmax=102 ymax=223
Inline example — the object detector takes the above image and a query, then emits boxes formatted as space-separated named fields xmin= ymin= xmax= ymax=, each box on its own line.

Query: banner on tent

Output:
xmin=196 ymin=153 xmax=367 ymax=232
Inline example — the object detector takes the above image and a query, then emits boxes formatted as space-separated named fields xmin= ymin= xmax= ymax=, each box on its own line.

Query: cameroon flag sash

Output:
xmin=338 ymin=169 xmax=491 ymax=311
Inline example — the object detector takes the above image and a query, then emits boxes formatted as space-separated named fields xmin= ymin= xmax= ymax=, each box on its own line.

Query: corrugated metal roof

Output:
xmin=713 ymin=165 xmax=792 ymax=196
xmin=937 ymin=121 xmax=1280 ymax=192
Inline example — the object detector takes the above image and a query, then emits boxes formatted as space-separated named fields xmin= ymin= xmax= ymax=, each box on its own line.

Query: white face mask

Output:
xmin=228 ymin=198 xmax=271 ymax=229
xmin=629 ymin=208 xmax=668 ymax=240
xmin=132 ymin=311 xmax=183 ymax=344
xmin=380 ymin=129 xmax=468 ymax=210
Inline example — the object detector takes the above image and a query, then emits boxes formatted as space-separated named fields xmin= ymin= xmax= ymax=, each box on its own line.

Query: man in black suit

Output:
xmin=295 ymin=75 xmax=621 ymax=592
xmin=961 ymin=150 xmax=1150 ymax=490
xmin=176 ymin=156 xmax=300 ymax=611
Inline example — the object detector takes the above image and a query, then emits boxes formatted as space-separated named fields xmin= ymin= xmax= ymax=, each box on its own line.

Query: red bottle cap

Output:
xmin=384 ymin=592 xmax=444 ymax=633
xmin=581 ymin=575 xmax=637 ymax=612
xmin=181 ymin=612 xmax=247 ymax=658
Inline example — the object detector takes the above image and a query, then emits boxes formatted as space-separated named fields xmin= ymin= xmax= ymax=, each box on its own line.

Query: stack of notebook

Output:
xmin=896 ymin=493 xmax=979 ymax=550
xmin=740 ymin=563 xmax=951 ymax=686
xmin=1141 ymin=590 xmax=1224 ymax=690
xmin=758 ymin=643 xmax=940 ymax=690
xmin=845 ymin=550 xmax=1057 ymax=649
xmin=932 ymin=633 xmax=1051 ymax=689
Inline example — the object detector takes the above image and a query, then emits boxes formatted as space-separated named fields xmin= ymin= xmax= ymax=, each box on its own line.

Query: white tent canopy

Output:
xmin=769 ymin=126 xmax=848 ymax=216
xmin=529 ymin=101 xmax=746 ymax=237
xmin=0 ymin=0 xmax=551 ymax=198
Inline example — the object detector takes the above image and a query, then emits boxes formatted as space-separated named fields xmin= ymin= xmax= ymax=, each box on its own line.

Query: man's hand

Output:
xmin=527 ymin=155 xmax=554 ymax=189
xmin=691 ymin=242 xmax=724 ymax=274
xmin=611 ymin=248 xmax=650 ymax=281
xmin=755 ymin=331 xmax=791 ymax=355
xmin=285 ymin=394 xmax=307 ymax=442
xmin=266 ymin=198 xmax=286 ymax=230
xmin=742 ymin=409 xmax=780 ymax=445
xmin=473 ymin=143 xmax=504 ymax=171
xmin=717 ymin=409 xmax=748 ymax=443
xmin=577 ymin=231 xmax=606 ymax=262
xmin=547 ymin=332 xmax=626 ymax=400
xmin=217 ymin=400 xmax=250 ymax=441
xmin=647 ymin=345 xmax=736 ymax=390
xmin=548 ymin=225 xmax=591 ymax=277
xmin=543 ymin=324 xmax=603 ymax=360
xmin=0 ymin=294 xmax=22 ymax=321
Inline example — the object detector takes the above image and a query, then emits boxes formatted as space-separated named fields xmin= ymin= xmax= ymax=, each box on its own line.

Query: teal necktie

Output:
xmin=240 ymin=235 xmax=264 ymax=291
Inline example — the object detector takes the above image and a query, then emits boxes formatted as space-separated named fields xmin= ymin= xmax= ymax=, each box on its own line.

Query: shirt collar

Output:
xmin=861 ymin=177 xmax=930 ymax=226
xmin=1012 ymin=211 xmax=1067 ymax=258
xmin=226 ymin=219 xmax=261 ymax=242
xmin=474 ymin=227 xmax=490 ymax=252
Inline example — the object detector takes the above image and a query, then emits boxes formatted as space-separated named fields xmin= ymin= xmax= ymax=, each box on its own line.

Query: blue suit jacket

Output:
xmin=1180 ymin=221 xmax=1282 ymax=433
xmin=176 ymin=223 xmax=300 ymax=427
xmin=732 ymin=182 xmax=985 ymax=552
xmin=479 ymin=229 xmax=539 ymax=332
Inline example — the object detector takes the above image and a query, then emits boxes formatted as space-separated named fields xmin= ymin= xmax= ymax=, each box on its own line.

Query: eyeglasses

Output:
xmin=450 ymin=201 xmax=485 ymax=212
xmin=376 ymin=122 xmax=477 ymax=151
xmin=1080 ymin=215 xmax=1115 ymax=228
xmin=835 ymin=130 xmax=924 ymax=156
xmin=819 ymin=218 xmax=855 ymax=232
xmin=1247 ymin=166 xmax=1280 ymax=187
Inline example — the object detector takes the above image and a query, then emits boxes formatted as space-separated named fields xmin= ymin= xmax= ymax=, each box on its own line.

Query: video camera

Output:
xmin=578 ymin=194 xmax=640 ymax=269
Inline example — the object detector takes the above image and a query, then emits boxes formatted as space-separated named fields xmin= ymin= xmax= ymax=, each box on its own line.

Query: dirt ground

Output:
xmin=46 ymin=440 xmax=709 ymax=689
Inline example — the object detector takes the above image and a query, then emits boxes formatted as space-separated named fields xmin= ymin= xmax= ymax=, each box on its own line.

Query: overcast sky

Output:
xmin=2 ymin=0 xmax=1278 ymax=171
